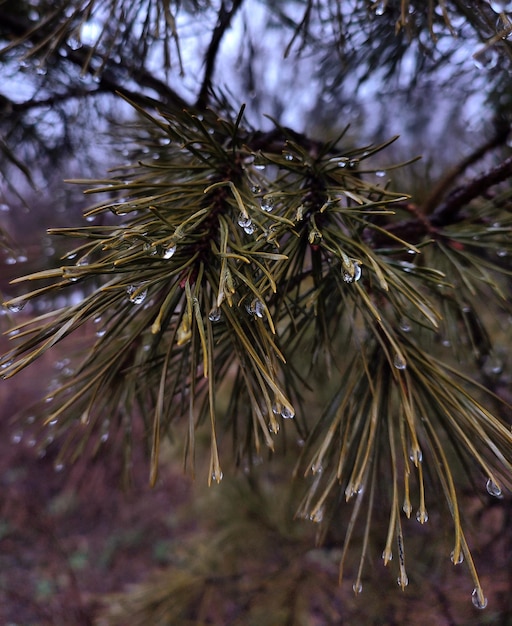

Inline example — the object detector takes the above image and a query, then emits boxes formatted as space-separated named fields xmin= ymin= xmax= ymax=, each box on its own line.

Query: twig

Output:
xmin=196 ymin=0 xmax=244 ymax=109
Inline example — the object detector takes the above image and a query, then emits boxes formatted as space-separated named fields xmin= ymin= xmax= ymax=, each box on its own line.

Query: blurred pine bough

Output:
xmin=1 ymin=0 xmax=512 ymax=614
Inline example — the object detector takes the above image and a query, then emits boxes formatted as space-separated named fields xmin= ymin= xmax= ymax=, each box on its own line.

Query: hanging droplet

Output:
xmin=281 ymin=406 xmax=295 ymax=419
xmin=483 ymin=354 xmax=503 ymax=376
xmin=211 ymin=470 xmax=224 ymax=483
xmin=163 ymin=244 xmax=176 ymax=259
xmin=416 ymin=508 xmax=429 ymax=524
xmin=393 ymin=353 xmax=407 ymax=370
xmin=208 ymin=307 xmax=221 ymax=322
xmin=11 ymin=431 xmax=23 ymax=444
xmin=127 ymin=285 xmax=148 ymax=304
xmin=353 ymin=262 xmax=362 ymax=282
xmin=375 ymin=1 xmax=386 ymax=15
xmin=382 ymin=548 xmax=393 ymax=563
xmin=261 ymin=197 xmax=274 ymax=212
xmin=284 ymin=153 xmax=294 ymax=161
xmin=237 ymin=213 xmax=252 ymax=229
xmin=7 ymin=302 xmax=26 ymax=313
xmin=471 ymin=587 xmax=488 ymax=609
xmin=311 ymin=463 xmax=323 ymax=474
xmin=100 ymin=432 xmax=109 ymax=443
xmin=54 ymin=462 xmax=65 ymax=472
xmin=375 ymin=169 xmax=386 ymax=177
xmin=489 ymin=0 xmax=512 ymax=13
xmin=402 ymin=500 xmax=412 ymax=517
xmin=244 ymin=223 xmax=256 ymax=235
xmin=473 ymin=46 xmax=499 ymax=70
xmin=397 ymin=574 xmax=409 ymax=588
xmin=250 ymin=298 xmax=265 ymax=318
xmin=352 ymin=581 xmax=363 ymax=594
xmin=450 ymin=549 xmax=464 ymax=565
xmin=496 ymin=248 xmax=508 ymax=258
xmin=486 ymin=478 xmax=503 ymax=498
xmin=399 ymin=318 xmax=411 ymax=332
xmin=409 ymin=448 xmax=423 ymax=465
xmin=309 ymin=507 xmax=324 ymax=523
xmin=251 ymin=185 xmax=261 ymax=194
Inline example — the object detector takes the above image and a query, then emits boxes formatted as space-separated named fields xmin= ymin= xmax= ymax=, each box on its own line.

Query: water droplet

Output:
xmin=375 ymin=169 xmax=386 ymax=177
xmin=248 ymin=298 xmax=264 ymax=318
xmin=96 ymin=328 xmax=106 ymax=337
xmin=7 ymin=302 xmax=25 ymax=313
xmin=284 ymin=153 xmax=294 ymax=161
xmin=375 ymin=1 xmax=386 ymax=15
xmin=496 ymin=248 xmax=508 ymax=258
xmin=393 ymin=354 xmax=407 ymax=370
xmin=212 ymin=470 xmax=223 ymax=482
xmin=281 ymin=405 xmax=295 ymax=419
xmin=489 ymin=0 xmax=512 ymax=13
xmin=473 ymin=46 xmax=499 ymax=70
xmin=409 ymin=448 xmax=423 ymax=464
xmin=352 ymin=581 xmax=363 ymax=594
xmin=0 ymin=203 xmax=10 ymax=212
xmin=450 ymin=549 xmax=464 ymax=564
xmin=244 ymin=223 xmax=256 ymax=235
xmin=261 ymin=197 xmax=274 ymax=212
xmin=397 ymin=574 xmax=409 ymax=588
xmin=127 ymin=285 xmax=147 ymax=304
xmin=237 ymin=213 xmax=252 ymax=229
xmin=382 ymin=548 xmax=393 ymax=562
xmin=342 ymin=260 xmax=362 ymax=283
xmin=311 ymin=463 xmax=323 ymax=474
xmin=100 ymin=432 xmax=109 ymax=443
xmin=309 ymin=507 xmax=324 ymax=523
xmin=163 ymin=244 xmax=176 ymax=259
xmin=208 ymin=307 xmax=221 ymax=322
xmin=486 ymin=478 xmax=503 ymax=498
xmin=85 ymin=215 xmax=96 ymax=223
xmin=254 ymin=164 xmax=266 ymax=170
xmin=399 ymin=318 xmax=411 ymax=332
xmin=11 ymin=431 xmax=23 ymax=444
xmin=4 ymin=256 xmax=17 ymax=265
xmin=471 ymin=587 xmax=488 ymax=609
xmin=54 ymin=462 xmax=65 ymax=472
xmin=251 ymin=185 xmax=261 ymax=194
xmin=48 ymin=418 xmax=58 ymax=427
xmin=402 ymin=500 xmax=412 ymax=517
xmin=416 ymin=508 xmax=429 ymax=523
xmin=483 ymin=354 xmax=503 ymax=376
xmin=143 ymin=242 xmax=159 ymax=256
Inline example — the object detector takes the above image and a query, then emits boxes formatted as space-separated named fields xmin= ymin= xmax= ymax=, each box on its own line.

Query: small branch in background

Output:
xmin=421 ymin=124 xmax=511 ymax=216
xmin=431 ymin=155 xmax=512 ymax=227
xmin=196 ymin=0 xmax=244 ymax=109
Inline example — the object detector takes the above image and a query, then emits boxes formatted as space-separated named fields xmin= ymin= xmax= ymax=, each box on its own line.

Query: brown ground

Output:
xmin=1 ymin=318 xmax=512 ymax=625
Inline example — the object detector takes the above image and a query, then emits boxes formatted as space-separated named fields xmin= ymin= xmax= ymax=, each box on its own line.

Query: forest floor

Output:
xmin=1 ymin=318 xmax=512 ymax=626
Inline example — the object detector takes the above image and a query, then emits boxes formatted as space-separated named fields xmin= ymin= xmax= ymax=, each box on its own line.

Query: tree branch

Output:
xmin=421 ymin=123 xmax=510 ymax=215
xmin=196 ymin=0 xmax=244 ymax=109
xmin=431 ymin=155 xmax=512 ymax=227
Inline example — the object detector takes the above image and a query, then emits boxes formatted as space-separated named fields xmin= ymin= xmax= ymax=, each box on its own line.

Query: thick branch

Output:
xmin=421 ymin=124 xmax=510 ymax=215
xmin=431 ymin=155 xmax=512 ymax=227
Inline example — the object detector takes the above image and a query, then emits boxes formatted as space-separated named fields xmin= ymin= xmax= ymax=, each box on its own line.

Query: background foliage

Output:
xmin=1 ymin=0 xmax=512 ymax=623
